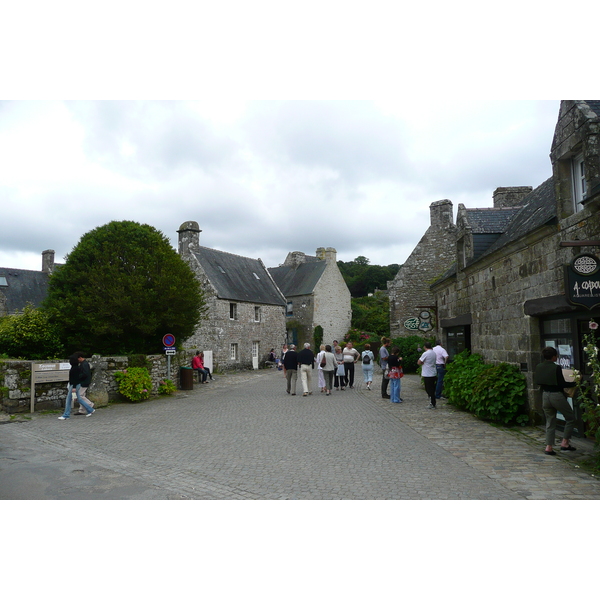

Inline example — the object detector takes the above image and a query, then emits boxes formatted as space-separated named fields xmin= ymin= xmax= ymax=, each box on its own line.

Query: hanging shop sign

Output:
xmin=565 ymin=253 xmax=600 ymax=310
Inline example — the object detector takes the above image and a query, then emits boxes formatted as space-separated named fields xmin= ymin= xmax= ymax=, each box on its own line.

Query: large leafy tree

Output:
xmin=44 ymin=221 xmax=205 ymax=355
xmin=337 ymin=256 xmax=400 ymax=298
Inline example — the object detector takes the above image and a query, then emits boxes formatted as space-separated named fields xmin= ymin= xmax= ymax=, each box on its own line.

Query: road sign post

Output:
xmin=163 ymin=334 xmax=176 ymax=380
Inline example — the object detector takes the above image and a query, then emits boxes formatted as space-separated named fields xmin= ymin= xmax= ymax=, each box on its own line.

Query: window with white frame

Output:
xmin=254 ymin=306 xmax=261 ymax=322
xmin=230 ymin=343 xmax=238 ymax=361
xmin=286 ymin=301 xmax=293 ymax=316
xmin=252 ymin=341 xmax=259 ymax=358
xmin=572 ymin=154 xmax=587 ymax=212
xmin=229 ymin=303 xmax=237 ymax=320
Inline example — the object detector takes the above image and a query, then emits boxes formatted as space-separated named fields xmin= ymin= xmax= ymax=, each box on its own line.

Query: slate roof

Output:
xmin=0 ymin=268 xmax=50 ymax=313
xmin=268 ymin=259 xmax=327 ymax=297
xmin=433 ymin=177 xmax=557 ymax=285
xmin=464 ymin=207 xmax=522 ymax=234
xmin=478 ymin=177 xmax=556 ymax=260
xmin=192 ymin=246 xmax=286 ymax=306
xmin=583 ymin=100 xmax=600 ymax=116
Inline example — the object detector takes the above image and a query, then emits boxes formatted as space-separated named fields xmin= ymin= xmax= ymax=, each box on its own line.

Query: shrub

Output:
xmin=313 ymin=325 xmax=324 ymax=349
xmin=158 ymin=379 xmax=176 ymax=395
xmin=390 ymin=335 xmax=434 ymax=374
xmin=444 ymin=350 xmax=491 ymax=410
xmin=470 ymin=363 xmax=527 ymax=424
xmin=0 ymin=305 xmax=64 ymax=360
xmin=114 ymin=367 xmax=152 ymax=402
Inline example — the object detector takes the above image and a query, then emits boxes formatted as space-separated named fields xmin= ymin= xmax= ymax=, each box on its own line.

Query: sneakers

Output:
xmin=85 ymin=409 xmax=95 ymax=417
xmin=78 ymin=401 xmax=95 ymax=415
xmin=58 ymin=416 xmax=69 ymax=420
xmin=428 ymin=403 xmax=436 ymax=409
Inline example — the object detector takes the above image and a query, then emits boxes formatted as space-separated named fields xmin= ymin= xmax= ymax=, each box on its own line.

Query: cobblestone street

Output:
xmin=2 ymin=368 xmax=600 ymax=500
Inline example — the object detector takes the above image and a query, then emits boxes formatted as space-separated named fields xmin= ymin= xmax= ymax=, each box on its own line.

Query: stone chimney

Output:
xmin=177 ymin=221 xmax=201 ymax=257
xmin=42 ymin=249 xmax=55 ymax=273
xmin=316 ymin=247 xmax=337 ymax=263
xmin=429 ymin=200 xmax=454 ymax=229
xmin=283 ymin=251 xmax=306 ymax=269
xmin=493 ymin=186 xmax=532 ymax=208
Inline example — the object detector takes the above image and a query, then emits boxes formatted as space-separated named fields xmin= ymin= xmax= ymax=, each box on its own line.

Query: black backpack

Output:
xmin=362 ymin=353 xmax=371 ymax=365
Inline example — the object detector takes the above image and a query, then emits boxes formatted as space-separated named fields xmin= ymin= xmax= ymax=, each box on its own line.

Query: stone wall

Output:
xmin=0 ymin=351 xmax=196 ymax=414
xmin=184 ymin=297 xmax=286 ymax=370
xmin=313 ymin=250 xmax=352 ymax=344
xmin=389 ymin=200 xmax=457 ymax=338
xmin=433 ymin=202 xmax=600 ymax=414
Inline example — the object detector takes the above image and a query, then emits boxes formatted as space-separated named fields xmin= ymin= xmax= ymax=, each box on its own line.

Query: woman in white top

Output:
xmin=316 ymin=344 xmax=327 ymax=392
xmin=361 ymin=343 xmax=375 ymax=390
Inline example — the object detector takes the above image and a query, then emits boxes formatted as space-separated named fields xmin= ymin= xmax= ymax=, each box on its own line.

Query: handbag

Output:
xmin=388 ymin=367 xmax=401 ymax=379
xmin=320 ymin=354 xmax=327 ymax=368
xmin=336 ymin=364 xmax=345 ymax=377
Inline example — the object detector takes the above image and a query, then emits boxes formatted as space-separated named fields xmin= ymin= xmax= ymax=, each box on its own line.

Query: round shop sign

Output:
xmin=572 ymin=254 xmax=600 ymax=276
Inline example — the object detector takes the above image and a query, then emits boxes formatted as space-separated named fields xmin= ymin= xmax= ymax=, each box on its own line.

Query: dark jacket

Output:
xmin=283 ymin=350 xmax=299 ymax=370
xmin=79 ymin=360 xmax=92 ymax=387
xmin=297 ymin=348 xmax=315 ymax=368
xmin=534 ymin=361 xmax=575 ymax=392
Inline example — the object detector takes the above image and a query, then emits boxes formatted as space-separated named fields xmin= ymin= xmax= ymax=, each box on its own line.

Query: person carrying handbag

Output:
xmin=387 ymin=346 xmax=404 ymax=404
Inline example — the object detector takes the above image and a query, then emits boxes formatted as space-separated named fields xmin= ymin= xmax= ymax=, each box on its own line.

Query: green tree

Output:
xmin=0 ymin=304 xmax=65 ymax=359
xmin=44 ymin=220 xmax=205 ymax=355
xmin=337 ymin=257 xmax=400 ymax=297
xmin=351 ymin=291 xmax=389 ymax=336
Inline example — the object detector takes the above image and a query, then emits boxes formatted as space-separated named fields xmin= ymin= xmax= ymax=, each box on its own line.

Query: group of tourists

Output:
xmin=279 ymin=337 xmax=450 ymax=406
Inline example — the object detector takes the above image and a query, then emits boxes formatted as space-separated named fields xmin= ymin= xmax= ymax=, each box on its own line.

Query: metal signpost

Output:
xmin=163 ymin=333 xmax=176 ymax=380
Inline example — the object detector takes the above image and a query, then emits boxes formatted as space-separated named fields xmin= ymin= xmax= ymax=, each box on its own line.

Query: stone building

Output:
xmin=268 ymin=248 xmax=352 ymax=348
xmin=425 ymin=100 xmax=600 ymax=423
xmin=0 ymin=250 xmax=58 ymax=317
xmin=177 ymin=221 xmax=287 ymax=370
xmin=387 ymin=200 xmax=457 ymax=338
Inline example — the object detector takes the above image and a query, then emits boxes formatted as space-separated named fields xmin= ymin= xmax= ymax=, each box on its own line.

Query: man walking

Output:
xmin=342 ymin=341 xmax=360 ymax=388
xmin=75 ymin=352 xmax=95 ymax=415
xmin=418 ymin=342 xmax=437 ymax=409
xmin=297 ymin=343 xmax=315 ymax=396
xmin=283 ymin=344 xmax=299 ymax=395
xmin=432 ymin=340 xmax=449 ymax=402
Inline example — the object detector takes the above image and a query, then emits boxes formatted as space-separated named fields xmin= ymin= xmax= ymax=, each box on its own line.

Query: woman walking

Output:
xmin=361 ymin=343 xmax=375 ymax=390
xmin=334 ymin=345 xmax=345 ymax=391
xmin=321 ymin=345 xmax=338 ymax=396
xmin=316 ymin=344 xmax=327 ymax=392
xmin=387 ymin=346 xmax=403 ymax=404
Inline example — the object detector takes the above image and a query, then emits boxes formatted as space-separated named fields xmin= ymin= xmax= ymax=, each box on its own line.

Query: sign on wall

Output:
xmin=404 ymin=310 xmax=434 ymax=332
xmin=565 ymin=253 xmax=600 ymax=310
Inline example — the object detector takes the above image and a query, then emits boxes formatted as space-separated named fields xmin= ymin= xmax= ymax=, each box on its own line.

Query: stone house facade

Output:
xmin=387 ymin=200 xmax=457 ymax=338
xmin=268 ymin=247 xmax=352 ymax=348
xmin=426 ymin=100 xmax=600 ymax=422
xmin=0 ymin=250 xmax=58 ymax=317
xmin=177 ymin=221 xmax=287 ymax=370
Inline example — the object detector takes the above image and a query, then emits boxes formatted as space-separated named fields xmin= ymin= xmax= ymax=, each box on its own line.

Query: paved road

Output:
xmin=2 ymin=368 xmax=600 ymax=500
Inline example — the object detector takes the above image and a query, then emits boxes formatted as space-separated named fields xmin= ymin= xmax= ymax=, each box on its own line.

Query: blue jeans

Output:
xmin=435 ymin=365 xmax=445 ymax=399
xmin=390 ymin=378 xmax=402 ymax=403
xmin=362 ymin=365 xmax=373 ymax=383
xmin=62 ymin=383 xmax=94 ymax=417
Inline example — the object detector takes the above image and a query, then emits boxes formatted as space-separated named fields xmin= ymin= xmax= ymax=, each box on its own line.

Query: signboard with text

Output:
xmin=565 ymin=253 xmax=600 ymax=310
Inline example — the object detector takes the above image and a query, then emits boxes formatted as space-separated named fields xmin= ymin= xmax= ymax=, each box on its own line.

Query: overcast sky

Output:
xmin=0 ymin=99 xmax=561 ymax=272
xmin=1 ymin=2 xmax=596 ymax=277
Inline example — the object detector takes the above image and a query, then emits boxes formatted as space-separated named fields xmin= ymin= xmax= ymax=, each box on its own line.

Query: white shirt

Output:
xmin=433 ymin=345 xmax=449 ymax=365
xmin=419 ymin=349 xmax=437 ymax=377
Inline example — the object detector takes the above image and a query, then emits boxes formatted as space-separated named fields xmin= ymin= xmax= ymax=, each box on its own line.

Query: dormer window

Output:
xmin=0 ymin=276 xmax=7 ymax=286
xmin=572 ymin=153 xmax=587 ymax=212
